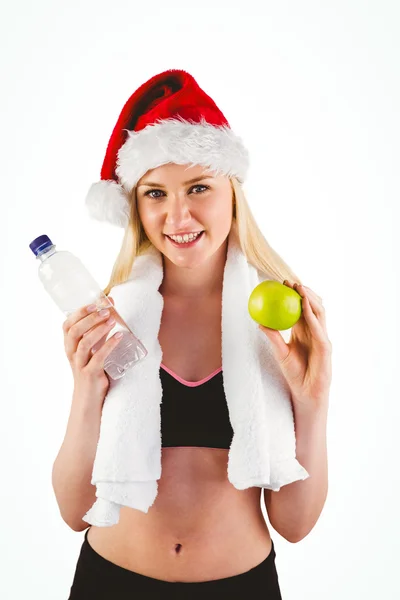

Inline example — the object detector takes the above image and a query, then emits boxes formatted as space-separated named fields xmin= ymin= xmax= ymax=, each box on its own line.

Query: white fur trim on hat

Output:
xmin=117 ymin=117 xmax=249 ymax=192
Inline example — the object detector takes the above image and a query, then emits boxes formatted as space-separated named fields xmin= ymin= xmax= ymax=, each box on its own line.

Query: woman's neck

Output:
xmin=159 ymin=240 xmax=227 ymax=299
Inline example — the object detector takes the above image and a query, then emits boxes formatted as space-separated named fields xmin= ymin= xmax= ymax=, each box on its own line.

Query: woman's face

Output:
xmin=136 ymin=163 xmax=234 ymax=268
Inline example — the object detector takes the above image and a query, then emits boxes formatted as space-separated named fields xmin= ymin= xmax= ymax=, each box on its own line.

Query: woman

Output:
xmin=53 ymin=69 xmax=332 ymax=599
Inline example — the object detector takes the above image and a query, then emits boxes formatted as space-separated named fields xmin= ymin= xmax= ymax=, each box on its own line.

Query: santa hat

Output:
xmin=85 ymin=69 xmax=250 ymax=228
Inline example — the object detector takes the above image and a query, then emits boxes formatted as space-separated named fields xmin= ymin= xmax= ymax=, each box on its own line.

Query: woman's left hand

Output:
xmin=258 ymin=281 xmax=332 ymax=416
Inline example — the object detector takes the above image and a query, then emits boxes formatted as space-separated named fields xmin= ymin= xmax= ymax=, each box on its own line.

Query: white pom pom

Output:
xmin=85 ymin=180 xmax=130 ymax=228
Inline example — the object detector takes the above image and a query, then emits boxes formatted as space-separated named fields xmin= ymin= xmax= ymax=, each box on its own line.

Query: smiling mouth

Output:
xmin=165 ymin=231 xmax=205 ymax=247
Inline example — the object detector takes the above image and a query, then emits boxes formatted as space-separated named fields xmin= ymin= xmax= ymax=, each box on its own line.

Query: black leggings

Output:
xmin=68 ymin=527 xmax=283 ymax=599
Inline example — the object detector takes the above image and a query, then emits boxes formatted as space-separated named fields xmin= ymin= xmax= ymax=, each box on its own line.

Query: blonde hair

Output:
xmin=102 ymin=177 xmax=303 ymax=296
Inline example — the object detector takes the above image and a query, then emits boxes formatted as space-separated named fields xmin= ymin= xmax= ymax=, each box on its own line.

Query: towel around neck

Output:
xmin=83 ymin=222 xmax=309 ymax=527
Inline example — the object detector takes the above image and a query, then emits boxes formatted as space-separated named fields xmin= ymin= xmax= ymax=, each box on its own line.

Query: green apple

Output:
xmin=248 ymin=280 xmax=302 ymax=330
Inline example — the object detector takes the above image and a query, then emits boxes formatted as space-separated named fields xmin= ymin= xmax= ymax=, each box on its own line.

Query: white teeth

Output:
xmin=169 ymin=232 xmax=202 ymax=244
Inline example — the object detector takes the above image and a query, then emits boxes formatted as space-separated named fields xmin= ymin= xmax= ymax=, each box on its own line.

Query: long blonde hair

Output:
xmin=102 ymin=177 xmax=302 ymax=296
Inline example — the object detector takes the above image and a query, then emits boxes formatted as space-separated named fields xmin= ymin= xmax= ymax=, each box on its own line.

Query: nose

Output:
xmin=164 ymin=195 xmax=192 ymax=229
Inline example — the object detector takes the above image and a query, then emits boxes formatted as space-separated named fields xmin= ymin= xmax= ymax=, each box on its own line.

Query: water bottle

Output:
xmin=29 ymin=234 xmax=148 ymax=380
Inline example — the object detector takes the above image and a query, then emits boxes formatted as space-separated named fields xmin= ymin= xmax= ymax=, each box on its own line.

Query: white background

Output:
xmin=1 ymin=1 xmax=399 ymax=598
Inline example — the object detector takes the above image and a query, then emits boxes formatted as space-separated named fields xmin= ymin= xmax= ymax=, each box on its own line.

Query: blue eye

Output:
xmin=144 ymin=184 xmax=209 ymax=199
xmin=144 ymin=189 xmax=164 ymax=199
xmin=191 ymin=184 xmax=209 ymax=194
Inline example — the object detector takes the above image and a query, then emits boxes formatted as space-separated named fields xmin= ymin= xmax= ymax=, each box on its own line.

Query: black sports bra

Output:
xmin=160 ymin=363 xmax=233 ymax=449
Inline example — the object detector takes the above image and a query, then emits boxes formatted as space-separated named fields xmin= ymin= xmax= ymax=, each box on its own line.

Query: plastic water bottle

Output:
xmin=29 ymin=234 xmax=148 ymax=380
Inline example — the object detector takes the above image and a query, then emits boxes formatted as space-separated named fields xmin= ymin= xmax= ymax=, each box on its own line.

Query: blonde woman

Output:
xmin=52 ymin=69 xmax=332 ymax=599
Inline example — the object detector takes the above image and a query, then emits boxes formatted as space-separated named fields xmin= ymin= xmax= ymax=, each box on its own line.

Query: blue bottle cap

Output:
xmin=29 ymin=235 xmax=54 ymax=256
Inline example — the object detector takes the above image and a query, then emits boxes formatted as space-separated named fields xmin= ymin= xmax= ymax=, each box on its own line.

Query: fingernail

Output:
xmin=87 ymin=304 xmax=97 ymax=313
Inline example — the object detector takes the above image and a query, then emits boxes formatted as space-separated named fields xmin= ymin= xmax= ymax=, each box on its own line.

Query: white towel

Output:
xmin=83 ymin=222 xmax=309 ymax=527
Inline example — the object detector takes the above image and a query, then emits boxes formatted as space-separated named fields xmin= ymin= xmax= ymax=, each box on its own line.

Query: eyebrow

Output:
xmin=137 ymin=176 xmax=215 ymax=188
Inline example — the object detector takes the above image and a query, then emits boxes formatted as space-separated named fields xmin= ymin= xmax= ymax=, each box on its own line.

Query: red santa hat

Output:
xmin=85 ymin=69 xmax=250 ymax=228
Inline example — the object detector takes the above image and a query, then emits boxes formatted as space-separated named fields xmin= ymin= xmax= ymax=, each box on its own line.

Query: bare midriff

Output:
xmin=87 ymin=447 xmax=272 ymax=582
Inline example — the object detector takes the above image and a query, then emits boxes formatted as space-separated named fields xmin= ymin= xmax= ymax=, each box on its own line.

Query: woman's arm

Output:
xmin=264 ymin=403 xmax=329 ymax=543
xmin=52 ymin=393 xmax=102 ymax=531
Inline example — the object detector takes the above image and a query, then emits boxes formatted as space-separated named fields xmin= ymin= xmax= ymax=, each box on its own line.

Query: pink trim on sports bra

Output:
xmin=160 ymin=363 xmax=222 ymax=387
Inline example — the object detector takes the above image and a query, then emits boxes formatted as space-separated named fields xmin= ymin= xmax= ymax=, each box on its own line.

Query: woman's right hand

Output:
xmin=62 ymin=297 xmax=123 ymax=405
